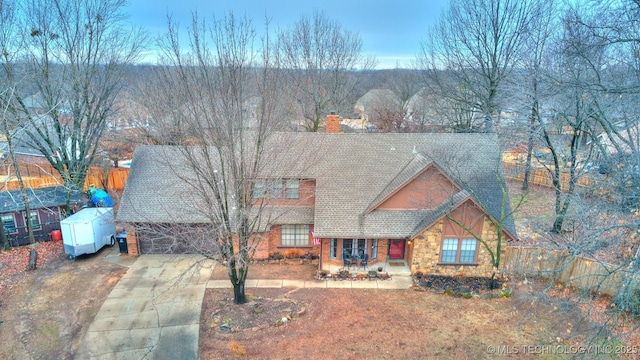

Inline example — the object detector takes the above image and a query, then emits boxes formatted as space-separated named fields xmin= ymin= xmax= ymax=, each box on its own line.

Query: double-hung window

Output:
xmin=24 ymin=211 xmax=41 ymax=231
xmin=441 ymin=238 xmax=477 ymax=264
xmin=371 ymin=239 xmax=379 ymax=259
xmin=285 ymin=179 xmax=300 ymax=199
xmin=268 ymin=180 xmax=283 ymax=198
xmin=254 ymin=179 xmax=300 ymax=200
xmin=330 ymin=239 xmax=337 ymax=258
xmin=1 ymin=214 xmax=16 ymax=234
xmin=281 ymin=225 xmax=309 ymax=246
xmin=253 ymin=180 xmax=266 ymax=199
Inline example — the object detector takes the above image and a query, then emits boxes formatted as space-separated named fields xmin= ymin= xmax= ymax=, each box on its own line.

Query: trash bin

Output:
xmin=116 ymin=231 xmax=128 ymax=254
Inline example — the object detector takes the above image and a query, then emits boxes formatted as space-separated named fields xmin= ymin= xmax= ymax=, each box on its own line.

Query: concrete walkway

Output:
xmin=77 ymin=254 xmax=214 ymax=360
xmin=78 ymin=251 xmax=413 ymax=359
xmin=206 ymin=276 xmax=415 ymax=290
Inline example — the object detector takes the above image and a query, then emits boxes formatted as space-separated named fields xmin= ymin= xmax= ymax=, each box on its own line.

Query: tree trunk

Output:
xmin=233 ymin=282 xmax=247 ymax=304
xmin=0 ymin=223 xmax=8 ymax=250
xmin=490 ymin=272 xmax=498 ymax=290
xmin=522 ymin=96 xmax=539 ymax=191
xmin=552 ymin=214 xmax=565 ymax=234
xmin=522 ymin=132 xmax=534 ymax=191
xmin=5 ymin=129 xmax=35 ymax=244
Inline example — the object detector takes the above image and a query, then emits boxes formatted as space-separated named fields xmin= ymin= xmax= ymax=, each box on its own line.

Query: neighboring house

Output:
xmin=1 ymin=186 xmax=84 ymax=246
xmin=405 ymin=88 xmax=450 ymax=131
xmin=354 ymin=89 xmax=400 ymax=124
xmin=117 ymin=118 xmax=517 ymax=278
xmin=0 ymin=133 xmax=51 ymax=167
xmin=595 ymin=123 xmax=639 ymax=156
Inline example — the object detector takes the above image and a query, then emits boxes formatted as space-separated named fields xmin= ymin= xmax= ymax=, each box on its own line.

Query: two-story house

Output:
xmin=117 ymin=115 xmax=516 ymax=277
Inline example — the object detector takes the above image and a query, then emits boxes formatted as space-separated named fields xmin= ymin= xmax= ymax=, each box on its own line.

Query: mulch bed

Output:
xmin=205 ymin=290 xmax=307 ymax=333
xmin=415 ymin=274 xmax=503 ymax=296
xmin=210 ymin=262 xmax=319 ymax=281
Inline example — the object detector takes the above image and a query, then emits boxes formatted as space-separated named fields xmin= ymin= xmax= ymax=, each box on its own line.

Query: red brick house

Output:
xmin=117 ymin=121 xmax=516 ymax=277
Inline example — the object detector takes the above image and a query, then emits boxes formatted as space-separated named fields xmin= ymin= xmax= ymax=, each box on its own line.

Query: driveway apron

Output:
xmin=77 ymin=254 xmax=214 ymax=359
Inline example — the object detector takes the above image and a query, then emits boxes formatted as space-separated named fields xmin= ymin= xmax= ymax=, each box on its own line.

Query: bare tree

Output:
xmin=138 ymin=13 xmax=295 ymax=304
xmin=277 ymin=10 xmax=376 ymax=132
xmin=418 ymin=0 xmax=534 ymax=132
xmin=571 ymin=0 xmax=640 ymax=211
xmin=7 ymin=0 xmax=146 ymax=208
xmin=0 ymin=0 xmax=37 ymax=244
xmin=514 ymin=0 xmax=559 ymax=191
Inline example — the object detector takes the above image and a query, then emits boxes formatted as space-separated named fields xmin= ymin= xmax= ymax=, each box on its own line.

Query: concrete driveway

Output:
xmin=77 ymin=254 xmax=214 ymax=359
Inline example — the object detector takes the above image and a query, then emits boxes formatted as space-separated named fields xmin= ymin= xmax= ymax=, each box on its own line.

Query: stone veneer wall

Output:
xmin=411 ymin=217 xmax=503 ymax=277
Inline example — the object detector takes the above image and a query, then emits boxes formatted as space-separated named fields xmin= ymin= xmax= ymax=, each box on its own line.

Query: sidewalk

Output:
xmin=207 ymin=276 xmax=415 ymax=290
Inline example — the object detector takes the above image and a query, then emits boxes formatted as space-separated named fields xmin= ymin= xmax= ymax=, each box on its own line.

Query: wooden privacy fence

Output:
xmin=502 ymin=247 xmax=633 ymax=297
xmin=502 ymin=160 xmax=594 ymax=192
xmin=1 ymin=167 xmax=130 ymax=192
xmin=85 ymin=167 xmax=129 ymax=191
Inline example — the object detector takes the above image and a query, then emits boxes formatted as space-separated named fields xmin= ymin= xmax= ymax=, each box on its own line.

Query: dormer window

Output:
xmin=253 ymin=179 xmax=300 ymax=200
xmin=285 ymin=179 xmax=300 ymax=199
xmin=253 ymin=180 xmax=266 ymax=199
xmin=268 ymin=179 xmax=283 ymax=198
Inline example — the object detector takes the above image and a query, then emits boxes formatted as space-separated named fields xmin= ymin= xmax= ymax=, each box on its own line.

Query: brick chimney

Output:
xmin=325 ymin=112 xmax=341 ymax=134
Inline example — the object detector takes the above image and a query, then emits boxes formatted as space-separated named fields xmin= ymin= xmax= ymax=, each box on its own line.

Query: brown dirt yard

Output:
xmin=0 ymin=242 xmax=126 ymax=359
xmin=0 ymin=242 xmax=638 ymax=359
xmin=200 ymin=263 xmax=639 ymax=360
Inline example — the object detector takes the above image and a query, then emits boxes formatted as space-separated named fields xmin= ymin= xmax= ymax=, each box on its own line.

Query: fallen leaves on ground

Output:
xmin=0 ymin=241 xmax=65 ymax=294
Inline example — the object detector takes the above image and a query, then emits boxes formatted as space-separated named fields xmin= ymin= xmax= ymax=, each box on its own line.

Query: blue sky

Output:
xmin=125 ymin=0 xmax=449 ymax=69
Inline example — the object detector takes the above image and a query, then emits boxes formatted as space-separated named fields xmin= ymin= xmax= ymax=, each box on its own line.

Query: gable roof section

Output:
xmin=117 ymin=146 xmax=215 ymax=223
xmin=410 ymin=190 xmax=470 ymax=237
xmin=410 ymin=191 xmax=517 ymax=241
xmin=117 ymin=133 xmax=517 ymax=239
xmin=0 ymin=186 xmax=83 ymax=213
xmin=365 ymin=156 xmax=461 ymax=214
xmin=354 ymin=89 xmax=399 ymax=112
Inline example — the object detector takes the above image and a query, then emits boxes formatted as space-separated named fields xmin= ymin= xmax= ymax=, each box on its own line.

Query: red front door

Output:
xmin=389 ymin=240 xmax=405 ymax=259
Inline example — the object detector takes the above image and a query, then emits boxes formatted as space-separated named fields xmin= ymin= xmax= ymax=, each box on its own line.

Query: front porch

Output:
xmin=321 ymin=258 xmax=411 ymax=276
xmin=318 ymin=238 xmax=413 ymax=276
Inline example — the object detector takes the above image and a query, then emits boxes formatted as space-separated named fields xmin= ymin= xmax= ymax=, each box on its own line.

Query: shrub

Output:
xmin=501 ymin=288 xmax=512 ymax=298
xmin=444 ymin=288 xmax=455 ymax=296
xmin=614 ymin=279 xmax=640 ymax=319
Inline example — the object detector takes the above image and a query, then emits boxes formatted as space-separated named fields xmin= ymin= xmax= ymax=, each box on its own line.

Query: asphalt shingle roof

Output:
xmin=117 ymin=132 xmax=517 ymax=238
xmin=0 ymin=186 xmax=84 ymax=213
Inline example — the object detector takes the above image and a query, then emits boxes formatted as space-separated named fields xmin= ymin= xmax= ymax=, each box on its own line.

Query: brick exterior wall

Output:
xmin=123 ymin=222 xmax=321 ymax=259
xmin=124 ymin=225 xmax=140 ymax=256
xmin=410 ymin=217 xmax=504 ymax=277
xmin=252 ymin=225 xmax=321 ymax=260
